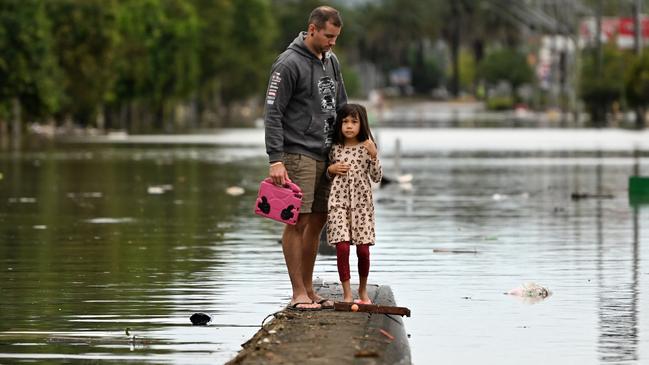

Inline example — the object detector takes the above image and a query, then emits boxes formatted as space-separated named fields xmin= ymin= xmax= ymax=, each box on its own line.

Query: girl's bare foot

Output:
xmin=341 ymin=280 xmax=353 ymax=302
xmin=358 ymin=289 xmax=371 ymax=304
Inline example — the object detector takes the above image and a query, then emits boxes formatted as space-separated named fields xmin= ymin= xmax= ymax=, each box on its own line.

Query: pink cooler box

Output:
xmin=254 ymin=178 xmax=303 ymax=225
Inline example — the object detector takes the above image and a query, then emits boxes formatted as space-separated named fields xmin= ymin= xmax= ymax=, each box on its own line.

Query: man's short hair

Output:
xmin=308 ymin=6 xmax=342 ymax=29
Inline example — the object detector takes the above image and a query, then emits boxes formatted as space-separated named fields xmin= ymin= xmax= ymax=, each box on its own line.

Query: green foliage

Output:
xmin=0 ymin=0 xmax=62 ymax=120
xmin=192 ymin=0 xmax=234 ymax=93
xmin=219 ymin=0 xmax=276 ymax=106
xmin=458 ymin=48 xmax=476 ymax=92
xmin=478 ymin=48 xmax=533 ymax=90
xmin=625 ymin=52 xmax=649 ymax=109
xmin=358 ymin=0 xmax=436 ymax=70
xmin=411 ymin=58 xmax=443 ymax=94
xmin=408 ymin=42 xmax=444 ymax=94
xmin=341 ymin=67 xmax=360 ymax=98
xmin=579 ymin=45 xmax=625 ymax=125
xmin=271 ymin=0 xmax=324 ymax=52
xmin=115 ymin=0 xmax=200 ymax=106
xmin=486 ymin=96 xmax=514 ymax=111
xmin=46 ymin=0 xmax=121 ymax=124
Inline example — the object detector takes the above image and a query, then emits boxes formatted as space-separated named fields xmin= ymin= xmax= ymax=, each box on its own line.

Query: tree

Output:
xmin=579 ymin=45 xmax=625 ymax=127
xmin=270 ymin=0 xmax=322 ymax=52
xmin=218 ymin=0 xmax=276 ymax=124
xmin=479 ymin=48 xmax=533 ymax=102
xmin=358 ymin=0 xmax=432 ymax=71
xmin=46 ymin=0 xmax=121 ymax=127
xmin=191 ymin=0 xmax=234 ymax=127
xmin=114 ymin=0 xmax=200 ymax=131
xmin=625 ymin=52 xmax=649 ymax=129
xmin=0 ymin=0 xmax=62 ymax=136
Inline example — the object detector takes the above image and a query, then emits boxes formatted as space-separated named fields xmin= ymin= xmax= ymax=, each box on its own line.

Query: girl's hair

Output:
xmin=333 ymin=103 xmax=375 ymax=145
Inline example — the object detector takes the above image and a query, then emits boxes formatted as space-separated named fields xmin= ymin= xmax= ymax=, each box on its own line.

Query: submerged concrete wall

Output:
xmin=227 ymin=282 xmax=411 ymax=365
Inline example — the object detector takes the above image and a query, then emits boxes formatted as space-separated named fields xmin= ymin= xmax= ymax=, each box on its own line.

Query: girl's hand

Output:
xmin=363 ymin=140 xmax=377 ymax=159
xmin=328 ymin=162 xmax=350 ymax=176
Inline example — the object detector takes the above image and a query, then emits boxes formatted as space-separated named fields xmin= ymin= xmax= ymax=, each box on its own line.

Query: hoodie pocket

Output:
xmin=303 ymin=116 xmax=321 ymax=137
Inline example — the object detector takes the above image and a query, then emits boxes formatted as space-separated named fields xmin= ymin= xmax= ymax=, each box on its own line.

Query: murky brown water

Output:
xmin=1 ymin=130 xmax=648 ymax=364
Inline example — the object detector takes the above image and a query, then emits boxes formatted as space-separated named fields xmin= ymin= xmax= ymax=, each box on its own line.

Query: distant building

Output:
xmin=580 ymin=16 xmax=649 ymax=49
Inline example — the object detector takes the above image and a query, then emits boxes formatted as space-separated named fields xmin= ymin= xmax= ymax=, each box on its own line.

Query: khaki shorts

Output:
xmin=283 ymin=153 xmax=330 ymax=214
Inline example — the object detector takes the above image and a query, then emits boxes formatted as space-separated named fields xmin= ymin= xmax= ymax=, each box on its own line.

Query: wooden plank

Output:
xmin=334 ymin=301 xmax=411 ymax=317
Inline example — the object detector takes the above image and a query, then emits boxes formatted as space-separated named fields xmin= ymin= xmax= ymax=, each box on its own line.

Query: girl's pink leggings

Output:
xmin=335 ymin=241 xmax=370 ymax=282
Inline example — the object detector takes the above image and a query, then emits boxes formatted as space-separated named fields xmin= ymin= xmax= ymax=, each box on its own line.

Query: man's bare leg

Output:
xmin=302 ymin=212 xmax=329 ymax=304
xmin=282 ymin=213 xmax=320 ymax=309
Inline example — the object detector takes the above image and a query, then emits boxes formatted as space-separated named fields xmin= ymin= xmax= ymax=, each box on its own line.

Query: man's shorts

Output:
xmin=282 ymin=153 xmax=330 ymax=214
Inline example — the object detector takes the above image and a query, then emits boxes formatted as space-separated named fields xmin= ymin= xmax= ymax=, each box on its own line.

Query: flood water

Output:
xmin=1 ymin=128 xmax=648 ymax=364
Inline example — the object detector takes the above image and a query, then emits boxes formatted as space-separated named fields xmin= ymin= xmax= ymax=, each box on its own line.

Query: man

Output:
xmin=264 ymin=6 xmax=347 ymax=310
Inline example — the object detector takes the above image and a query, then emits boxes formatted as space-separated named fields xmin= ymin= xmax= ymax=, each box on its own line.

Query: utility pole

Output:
xmin=11 ymin=98 xmax=21 ymax=149
xmin=594 ymin=0 xmax=604 ymax=127
xmin=633 ymin=0 xmax=642 ymax=56
xmin=449 ymin=1 xmax=461 ymax=98
xmin=595 ymin=0 xmax=603 ymax=77
xmin=633 ymin=0 xmax=645 ymax=129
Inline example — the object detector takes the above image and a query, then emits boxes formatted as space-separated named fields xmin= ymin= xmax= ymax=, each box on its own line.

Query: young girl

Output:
xmin=327 ymin=103 xmax=382 ymax=304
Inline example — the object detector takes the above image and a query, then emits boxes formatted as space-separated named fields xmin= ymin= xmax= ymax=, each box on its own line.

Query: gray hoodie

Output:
xmin=264 ymin=32 xmax=348 ymax=163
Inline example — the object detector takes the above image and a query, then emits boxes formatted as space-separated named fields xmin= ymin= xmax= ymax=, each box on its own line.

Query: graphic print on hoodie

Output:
xmin=264 ymin=32 xmax=348 ymax=163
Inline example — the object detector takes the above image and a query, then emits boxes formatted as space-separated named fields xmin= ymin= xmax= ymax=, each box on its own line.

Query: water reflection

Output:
xmin=0 ymin=133 xmax=648 ymax=364
xmin=593 ymin=152 xmax=639 ymax=363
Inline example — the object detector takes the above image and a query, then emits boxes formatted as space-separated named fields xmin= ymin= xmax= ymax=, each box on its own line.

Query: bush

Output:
xmin=579 ymin=45 xmax=625 ymax=126
xmin=625 ymin=52 xmax=649 ymax=109
xmin=411 ymin=58 xmax=443 ymax=94
xmin=342 ymin=68 xmax=361 ymax=99
xmin=486 ymin=96 xmax=513 ymax=110
xmin=478 ymin=48 xmax=533 ymax=96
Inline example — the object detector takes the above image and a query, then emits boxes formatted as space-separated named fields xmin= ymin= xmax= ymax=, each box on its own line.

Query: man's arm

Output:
xmin=264 ymin=62 xmax=295 ymax=185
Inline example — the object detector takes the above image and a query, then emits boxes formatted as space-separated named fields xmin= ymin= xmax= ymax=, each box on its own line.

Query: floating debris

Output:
xmin=125 ymin=327 xmax=136 ymax=340
xmin=225 ymin=186 xmax=245 ymax=196
xmin=33 ymin=225 xmax=47 ymax=230
xmin=396 ymin=174 xmax=413 ymax=184
xmin=433 ymin=248 xmax=478 ymax=254
xmin=190 ymin=312 xmax=212 ymax=326
xmin=67 ymin=192 xmax=103 ymax=198
xmin=506 ymin=282 xmax=551 ymax=302
xmin=8 ymin=197 xmax=37 ymax=204
xmin=0 ymin=172 xmax=3 ymax=180
xmin=380 ymin=174 xmax=413 ymax=189
xmin=86 ymin=217 xmax=135 ymax=224
xmin=148 ymin=185 xmax=173 ymax=194
xmin=571 ymin=192 xmax=614 ymax=200
xmin=147 ymin=186 xmax=164 ymax=194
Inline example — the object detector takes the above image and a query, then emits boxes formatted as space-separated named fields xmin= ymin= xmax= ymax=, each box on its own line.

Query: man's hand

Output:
xmin=363 ymin=139 xmax=378 ymax=159
xmin=328 ymin=162 xmax=350 ymax=176
xmin=269 ymin=162 xmax=289 ymax=186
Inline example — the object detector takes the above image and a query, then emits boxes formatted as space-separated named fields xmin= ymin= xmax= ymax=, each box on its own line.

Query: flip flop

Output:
xmin=317 ymin=298 xmax=334 ymax=309
xmin=287 ymin=301 xmax=322 ymax=311
xmin=354 ymin=299 xmax=372 ymax=305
